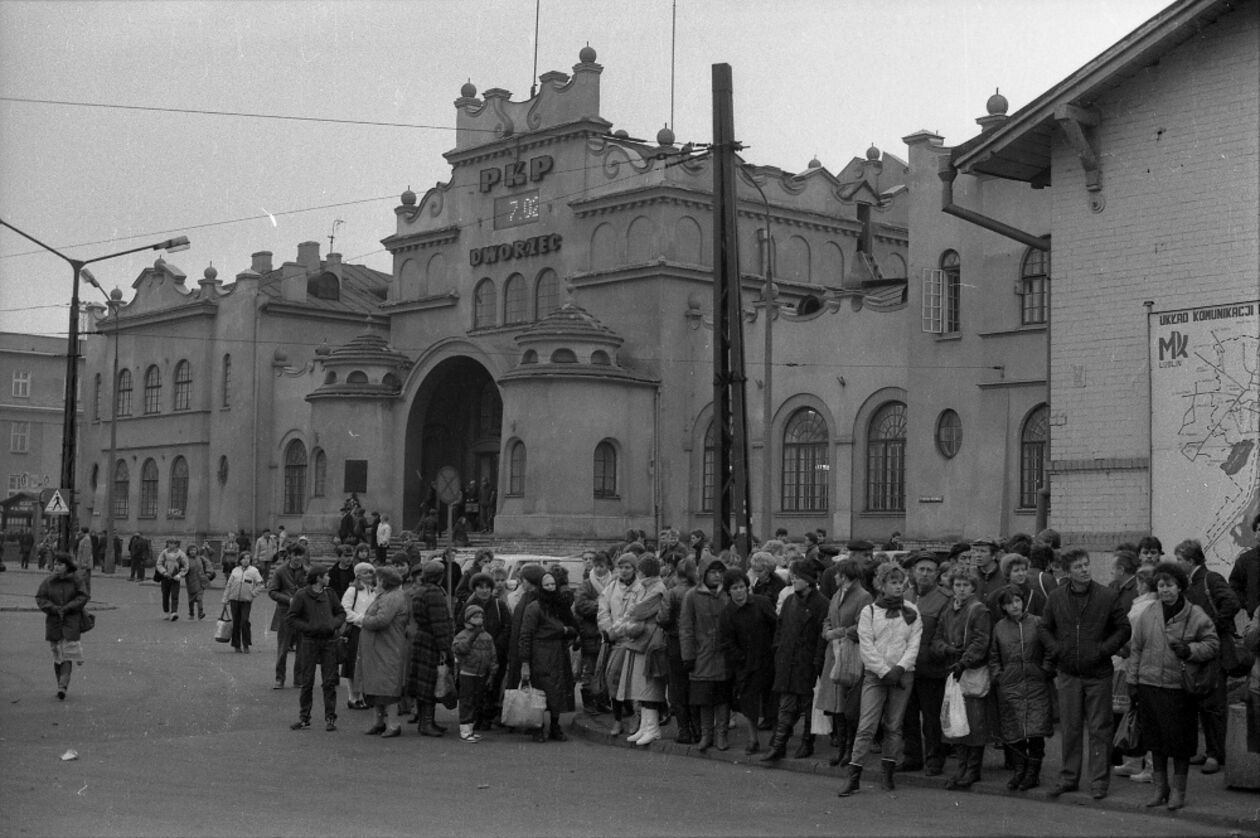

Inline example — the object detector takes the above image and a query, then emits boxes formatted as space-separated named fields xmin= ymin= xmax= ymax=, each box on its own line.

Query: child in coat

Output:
xmin=453 ymin=604 xmax=498 ymax=742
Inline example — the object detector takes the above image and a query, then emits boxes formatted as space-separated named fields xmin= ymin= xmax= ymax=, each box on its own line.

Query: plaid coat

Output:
xmin=406 ymin=582 xmax=453 ymax=700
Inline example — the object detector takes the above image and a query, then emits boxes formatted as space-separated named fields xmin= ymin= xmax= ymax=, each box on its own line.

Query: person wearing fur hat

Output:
xmin=339 ymin=562 xmax=377 ymax=710
xmin=761 ymin=559 xmax=829 ymax=762
xmin=721 ymin=566 xmax=777 ymax=754
xmin=837 ymin=562 xmax=922 ymax=796
xmin=406 ymin=560 xmax=455 ymax=737
xmin=520 ymin=571 xmax=582 ymax=742
xmin=457 ymin=573 xmax=511 ymax=729
xmin=453 ymin=603 xmax=498 ymax=742
xmin=657 ymin=555 xmax=699 ymax=742
xmin=604 ymin=554 xmax=669 ymax=746
xmin=598 ymin=553 xmax=645 ymax=736
xmin=574 ymin=552 xmax=615 ymax=715
xmin=681 ymin=556 xmax=731 ymax=750
xmin=359 ymin=566 xmax=410 ymax=737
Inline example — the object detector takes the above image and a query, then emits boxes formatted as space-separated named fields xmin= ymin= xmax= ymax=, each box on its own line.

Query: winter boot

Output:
xmin=837 ymin=763 xmax=863 ymax=797
xmin=1145 ymin=769 xmax=1169 ymax=807
xmin=635 ymin=707 xmax=661 ymax=746
xmin=675 ymin=707 xmax=695 ymax=745
xmin=793 ymin=733 xmax=815 ymax=759
xmin=417 ymin=703 xmax=445 ymax=737
xmin=713 ymin=704 xmax=730 ymax=751
xmin=944 ymin=747 xmax=977 ymax=790
xmin=366 ymin=707 xmax=387 ymax=736
xmin=696 ymin=706 xmax=716 ymax=752
xmin=1007 ymin=748 xmax=1029 ymax=791
xmin=966 ymin=745 xmax=984 ymax=785
xmin=881 ymin=759 xmax=897 ymax=791
xmin=760 ymin=716 xmax=790 ymax=762
xmin=1167 ymin=773 xmax=1187 ymax=810
xmin=580 ymin=688 xmax=596 ymax=714
xmin=1018 ymin=758 xmax=1043 ymax=791
xmin=829 ymin=717 xmax=851 ymax=767
xmin=548 ymin=717 xmax=568 ymax=741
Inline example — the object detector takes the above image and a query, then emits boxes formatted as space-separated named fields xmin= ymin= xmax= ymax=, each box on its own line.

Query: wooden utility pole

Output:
xmin=710 ymin=63 xmax=752 ymax=558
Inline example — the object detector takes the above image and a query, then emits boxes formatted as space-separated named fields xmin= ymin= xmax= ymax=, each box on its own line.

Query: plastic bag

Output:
xmin=832 ymin=637 xmax=863 ymax=688
xmin=528 ymin=685 xmax=548 ymax=711
xmin=434 ymin=663 xmax=458 ymax=709
xmin=959 ymin=666 xmax=991 ymax=698
xmin=1113 ymin=706 xmax=1141 ymax=754
xmin=501 ymin=684 xmax=545 ymax=728
xmin=941 ymin=673 xmax=970 ymax=739
xmin=213 ymin=606 xmax=232 ymax=643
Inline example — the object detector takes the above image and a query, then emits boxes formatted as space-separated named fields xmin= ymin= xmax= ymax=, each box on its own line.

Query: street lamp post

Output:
xmin=743 ymin=173 xmax=775 ymax=544
xmin=0 ymin=219 xmax=189 ymax=553
xmin=102 ymin=288 xmax=123 ymax=574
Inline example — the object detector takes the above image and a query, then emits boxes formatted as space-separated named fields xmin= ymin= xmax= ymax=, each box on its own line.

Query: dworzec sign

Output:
xmin=469 ymin=233 xmax=561 ymax=267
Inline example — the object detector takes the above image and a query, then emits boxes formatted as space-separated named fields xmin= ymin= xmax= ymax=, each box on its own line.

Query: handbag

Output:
xmin=832 ymin=636 xmax=864 ymax=688
xmin=1200 ymin=574 xmax=1253 ymax=677
xmin=79 ymin=610 xmax=96 ymax=634
xmin=501 ymin=682 xmax=545 ymax=728
xmin=1177 ymin=616 xmax=1219 ymax=696
xmin=213 ymin=605 xmax=232 ymax=643
xmin=957 ymin=602 xmax=991 ymax=698
xmin=941 ymin=673 xmax=970 ymax=739
xmin=1113 ymin=705 xmax=1141 ymax=754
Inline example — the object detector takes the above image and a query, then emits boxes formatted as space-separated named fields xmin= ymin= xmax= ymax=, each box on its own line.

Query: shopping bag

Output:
xmin=958 ymin=666 xmax=991 ymax=698
xmin=213 ymin=606 xmax=232 ymax=643
xmin=832 ymin=637 xmax=863 ymax=688
xmin=434 ymin=663 xmax=458 ymax=709
xmin=528 ymin=685 xmax=549 ymax=711
xmin=1113 ymin=706 xmax=1141 ymax=755
xmin=941 ymin=673 xmax=970 ymax=739
xmin=502 ymin=684 xmax=545 ymax=728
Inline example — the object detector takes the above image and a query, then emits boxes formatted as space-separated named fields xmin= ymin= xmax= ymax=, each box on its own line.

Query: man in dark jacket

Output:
xmin=1228 ymin=513 xmax=1260 ymax=618
xmin=286 ymin=567 xmax=346 ymax=731
xmin=1041 ymin=547 xmax=1131 ymax=800
xmin=127 ymin=532 xmax=151 ymax=582
xmin=268 ymin=549 xmax=305 ymax=689
xmin=761 ymin=559 xmax=829 ymax=762
xmin=1179 ymin=538 xmax=1242 ymax=774
xmin=902 ymin=551 xmax=952 ymax=774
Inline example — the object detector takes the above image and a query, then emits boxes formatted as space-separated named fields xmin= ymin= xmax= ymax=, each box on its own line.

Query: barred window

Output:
xmin=507 ymin=440 xmax=526 ymax=496
xmin=940 ymin=250 xmax=961 ymax=334
xmin=312 ymin=448 xmax=327 ymax=497
xmin=169 ymin=456 xmax=188 ymax=518
xmin=781 ymin=408 xmax=829 ymax=512
xmin=594 ymin=441 xmax=617 ymax=498
xmin=1020 ymin=404 xmax=1049 ymax=509
xmin=112 ymin=460 xmax=129 ymax=518
xmin=866 ymin=402 xmax=906 ymax=512
xmin=173 ymin=360 xmax=191 ymax=411
xmin=283 ymin=440 xmax=307 ymax=515
xmin=701 ymin=422 xmax=715 ymax=513
xmin=116 ymin=369 xmax=132 ymax=417
xmin=222 ymin=354 xmax=232 ymax=407
xmin=935 ymin=409 xmax=962 ymax=459
xmin=1020 ymin=248 xmax=1050 ymax=325
xmin=140 ymin=458 xmax=159 ymax=517
xmin=143 ymin=365 xmax=161 ymax=415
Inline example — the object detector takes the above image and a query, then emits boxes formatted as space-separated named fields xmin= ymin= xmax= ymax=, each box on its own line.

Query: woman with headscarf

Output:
xmin=360 ymin=566 xmax=411 ymax=737
xmin=681 ymin=556 xmax=731 ymax=751
xmin=221 ymin=551 xmax=264 ymax=653
xmin=598 ymin=553 xmax=645 ymax=736
xmin=340 ymin=562 xmax=377 ymax=710
xmin=933 ymin=569 xmax=993 ymax=790
xmin=817 ymin=558 xmax=873 ymax=767
xmin=1126 ymin=561 xmax=1219 ymax=810
xmin=36 ymin=553 xmax=90 ymax=700
xmin=721 ymin=566 xmax=777 ymax=754
xmin=520 ymin=570 xmax=582 ymax=742
xmin=406 ymin=560 xmax=455 ymax=737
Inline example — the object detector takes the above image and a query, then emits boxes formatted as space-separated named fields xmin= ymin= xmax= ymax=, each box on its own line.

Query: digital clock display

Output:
xmin=494 ymin=191 xmax=541 ymax=230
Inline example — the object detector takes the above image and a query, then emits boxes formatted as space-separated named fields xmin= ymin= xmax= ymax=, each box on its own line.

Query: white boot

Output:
xmin=626 ymin=721 xmax=645 ymax=743
xmin=636 ymin=707 xmax=662 ymax=747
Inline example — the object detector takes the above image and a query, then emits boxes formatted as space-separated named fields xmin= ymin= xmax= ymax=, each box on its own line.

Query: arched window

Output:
xmin=535 ymin=268 xmax=560 ymax=319
xmin=473 ymin=278 xmax=496 ymax=328
xmin=590 ymin=350 xmax=610 ymax=366
xmin=140 ymin=458 xmax=159 ymax=517
xmin=781 ymin=408 xmax=829 ymax=512
xmin=1020 ymin=248 xmax=1050 ymax=325
xmin=507 ymin=440 xmax=526 ymax=496
xmin=307 ymin=272 xmax=340 ymax=301
xmin=594 ymin=441 xmax=618 ymax=498
xmin=935 ymin=409 xmax=962 ymax=459
xmin=866 ymin=402 xmax=907 ymax=512
xmin=1020 ymin=404 xmax=1049 ymax=509
xmin=93 ymin=373 xmax=102 ymax=421
xmin=143 ymin=365 xmax=162 ymax=415
xmin=283 ymin=440 xmax=307 ymax=515
xmin=940 ymin=250 xmax=961 ymax=334
xmin=503 ymin=273 xmax=527 ymax=324
xmin=173 ymin=360 xmax=192 ymax=411
xmin=312 ymin=448 xmax=327 ymax=497
xmin=347 ymin=370 xmax=368 ymax=384
xmin=116 ymin=369 xmax=132 ymax=417
xmin=169 ymin=456 xmax=188 ymax=518
xmin=550 ymin=348 xmax=577 ymax=364
xmin=222 ymin=353 xmax=232 ymax=407
xmin=112 ymin=459 xmax=129 ymax=518
xmin=701 ymin=422 xmax=715 ymax=513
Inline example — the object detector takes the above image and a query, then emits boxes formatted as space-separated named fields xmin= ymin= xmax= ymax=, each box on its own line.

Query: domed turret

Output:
xmin=808 ymin=156 xmax=822 ymax=169
xmin=579 ymin=44 xmax=597 ymax=64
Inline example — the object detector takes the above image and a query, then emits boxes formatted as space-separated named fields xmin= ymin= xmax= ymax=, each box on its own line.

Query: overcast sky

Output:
xmin=0 ymin=0 xmax=1170 ymax=339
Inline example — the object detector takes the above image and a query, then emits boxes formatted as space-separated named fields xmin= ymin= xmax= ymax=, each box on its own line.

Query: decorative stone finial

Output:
xmin=460 ymin=79 xmax=477 ymax=98
xmin=656 ymin=124 xmax=675 ymax=147
xmin=579 ymin=43 xmax=596 ymax=64
xmin=401 ymin=186 xmax=416 ymax=206
xmin=986 ymin=87 xmax=1009 ymax=116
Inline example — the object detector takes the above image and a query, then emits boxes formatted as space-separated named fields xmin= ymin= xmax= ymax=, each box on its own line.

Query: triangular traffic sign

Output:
xmin=45 ymin=489 xmax=70 ymax=515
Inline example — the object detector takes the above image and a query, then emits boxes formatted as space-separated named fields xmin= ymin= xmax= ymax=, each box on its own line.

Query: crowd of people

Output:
xmin=30 ymin=511 xmax=1260 ymax=811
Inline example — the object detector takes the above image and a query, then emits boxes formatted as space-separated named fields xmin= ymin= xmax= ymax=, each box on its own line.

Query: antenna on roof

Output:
xmin=530 ymin=0 xmax=541 ymax=98
xmin=328 ymin=218 xmax=344 ymax=252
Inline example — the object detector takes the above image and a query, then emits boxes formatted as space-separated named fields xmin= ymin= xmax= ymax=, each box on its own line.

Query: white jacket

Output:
xmin=857 ymin=600 xmax=923 ymax=677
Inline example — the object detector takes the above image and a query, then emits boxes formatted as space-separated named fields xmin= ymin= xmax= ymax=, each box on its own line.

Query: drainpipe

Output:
xmin=939 ymin=159 xmax=1050 ymax=253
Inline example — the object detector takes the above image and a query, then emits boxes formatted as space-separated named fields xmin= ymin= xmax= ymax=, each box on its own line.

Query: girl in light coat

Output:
xmin=598 ymin=553 xmax=645 ymax=735
xmin=340 ymin=562 xmax=378 ymax=710
xmin=222 ymin=552 xmax=264 ymax=652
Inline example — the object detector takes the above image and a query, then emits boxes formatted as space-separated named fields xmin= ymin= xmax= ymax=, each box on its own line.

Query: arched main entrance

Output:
xmin=403 ymin=357 xmax=501 ymax=531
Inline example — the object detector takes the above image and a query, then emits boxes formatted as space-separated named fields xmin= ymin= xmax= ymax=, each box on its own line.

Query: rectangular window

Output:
xmin=222 ymin=354 xmax=232 ymax=407
xmin=7 ymin=474 xmax=20 ymax=493
xmin=10 ymin=421 xmax=30 ymax=453
xmin=12 ymin=370 xmax=31 ymax=398
xmin=1021 ymin=276 xmax=1047 ymax=325
xmin=921 ymin=269 xmax=943 ymax=333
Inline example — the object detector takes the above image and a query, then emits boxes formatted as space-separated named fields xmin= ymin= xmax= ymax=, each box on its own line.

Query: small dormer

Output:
xmin=308 ymin=329 xmax=412 ymax=401
xmin=500 ymin=302 xmax=657 ymax=386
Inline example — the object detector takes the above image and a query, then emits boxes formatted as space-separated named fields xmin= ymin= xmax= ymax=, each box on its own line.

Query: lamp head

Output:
xmin=157 ymin=236 xmax=190 ymax=253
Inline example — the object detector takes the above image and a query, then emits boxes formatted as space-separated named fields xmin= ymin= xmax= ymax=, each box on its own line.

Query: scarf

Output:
xmin=876 ymin=592 xmax=917 ymax=624
xmin=1161 ymin=594 xmax=1184 ymax=623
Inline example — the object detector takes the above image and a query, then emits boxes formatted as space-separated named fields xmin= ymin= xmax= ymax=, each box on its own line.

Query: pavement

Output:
xmin=568 ymin=686 xmax=1260 ymax=832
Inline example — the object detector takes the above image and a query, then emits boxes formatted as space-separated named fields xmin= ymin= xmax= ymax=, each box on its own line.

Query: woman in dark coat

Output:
xmin=761 ymin=559 xmax=829 ymax=762
xmin=406 ymin=561 xmax=454 ymax=737
xmin=990 ymin=587 xmax=1055 ymax=791
xmin=721 ymin=567 xmax=776 ymax=754
xmin=519 ymin=571 xmax=579 ymax=742
xmin=35 ymin=553 xmax=90 ymax=700
xmin=933 ymin=569 xmax=992 ymax=789
xmin=680 ymin=558 xmax=731 ymax=751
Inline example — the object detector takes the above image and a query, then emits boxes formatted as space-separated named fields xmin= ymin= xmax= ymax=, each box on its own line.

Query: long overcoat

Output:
xmin=816 ymin=581 xmax=873 ymax=713
xmin=990 ymin=612 xmax=1055 ymax=742
xmin=519 ymin=599 xmax=578 ymax=713
xmin=772 ymin=586 xmax=829 ymax=695
xmin=358 ymin=587 xmax=410 ymax=700
xmin=36 ymin=573 xmax=90 ymax=642
xmin=406 ymin=582 xmax=453 ymax=701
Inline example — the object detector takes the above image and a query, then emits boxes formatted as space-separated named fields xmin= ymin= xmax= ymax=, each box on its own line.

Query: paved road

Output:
xmin=0 ymin=569 xmax=1241 ymax=837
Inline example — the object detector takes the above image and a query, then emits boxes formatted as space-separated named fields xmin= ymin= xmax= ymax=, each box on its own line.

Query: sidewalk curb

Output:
xmin=568 ymin=712 xmax=1260 ymax=831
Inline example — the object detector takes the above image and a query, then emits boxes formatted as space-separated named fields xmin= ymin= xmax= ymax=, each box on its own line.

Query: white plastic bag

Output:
xmin=941 ymin=673 xmax=970 ymax=739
